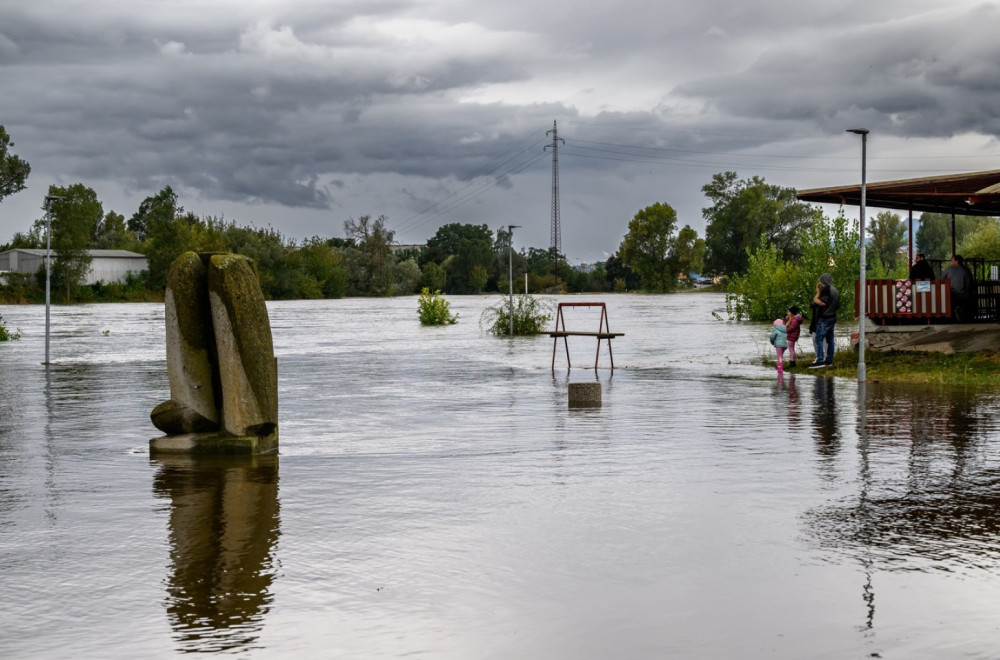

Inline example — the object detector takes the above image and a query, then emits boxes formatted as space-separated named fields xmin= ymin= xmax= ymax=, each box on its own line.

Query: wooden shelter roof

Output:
xmin=797 ymin=169 xmax=1000 ymax=217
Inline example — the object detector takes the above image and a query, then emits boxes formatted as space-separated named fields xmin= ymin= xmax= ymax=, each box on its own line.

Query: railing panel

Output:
xmin=855 ymin=279 xmax=951 ymax=319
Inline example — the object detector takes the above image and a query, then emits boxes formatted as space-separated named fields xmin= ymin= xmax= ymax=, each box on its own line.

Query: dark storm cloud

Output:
xmin=675 ymin=4 xmax=1000 ymax=139
xmin=1 ymin=0 xmax=998 ymax=257
xmin=1 ymin=3 xmax=552 ymax=209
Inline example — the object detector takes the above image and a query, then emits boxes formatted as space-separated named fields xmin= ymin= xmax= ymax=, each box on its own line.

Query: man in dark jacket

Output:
xmin=943 ymin=254 xmax=975 ymax=321
xmin=809 ymin=273 xmax=839 ymax=368
xmin=908 ymin=253 xmax=936 ymax=281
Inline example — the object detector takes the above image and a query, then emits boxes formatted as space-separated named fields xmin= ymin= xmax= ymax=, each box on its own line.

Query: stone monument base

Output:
xmin=150 ymin=430 xmax=278 ymax=455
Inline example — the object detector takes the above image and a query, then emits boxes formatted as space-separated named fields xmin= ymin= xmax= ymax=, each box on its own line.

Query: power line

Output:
xmin=393 ymin=150 xmax=548 ymax=235
xmin=387 ymin=120 xmax=1000 ymax=241
xmin=391 ymin=132 xmax=548 ymax=236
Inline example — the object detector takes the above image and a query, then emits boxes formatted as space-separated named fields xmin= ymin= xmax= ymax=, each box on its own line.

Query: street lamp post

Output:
xmin=508 ymin=225 xmax=520 ymax=336
xmin=43 ymin=194 xmax=62 ymax=366
xmin=847 ymin=128 xmax=869 ymax=382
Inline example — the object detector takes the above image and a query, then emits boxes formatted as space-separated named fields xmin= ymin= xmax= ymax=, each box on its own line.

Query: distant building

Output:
xmin=390 ymin=244 xmax=424 ymax=255
xmin=0 ymin=249 xmax=149 ymax=284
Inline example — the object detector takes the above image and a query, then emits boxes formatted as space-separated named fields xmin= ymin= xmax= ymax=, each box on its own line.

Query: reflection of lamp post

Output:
xmin=43 ymin=194 xmax=63 ymax=366
xmin=508 ymin=225 xmax=521 ymax=336
xmin=847 ymin=129 xmax=869 ymax=382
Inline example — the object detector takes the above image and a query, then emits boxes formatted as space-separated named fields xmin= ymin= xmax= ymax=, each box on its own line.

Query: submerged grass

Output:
xmin=774 ymin=349 xmax=1000 ymax=386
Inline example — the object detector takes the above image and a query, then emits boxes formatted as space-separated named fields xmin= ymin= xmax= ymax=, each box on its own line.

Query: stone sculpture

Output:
xmin=150 ymin=252 xmax=278 ymax=454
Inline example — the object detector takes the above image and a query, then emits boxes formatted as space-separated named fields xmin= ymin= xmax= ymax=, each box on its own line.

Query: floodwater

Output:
xmin=2 ymin=293 xmax=1000 ymax=658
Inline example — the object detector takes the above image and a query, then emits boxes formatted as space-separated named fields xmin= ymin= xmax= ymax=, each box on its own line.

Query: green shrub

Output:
xmin=726 ymin=210 xmax=866 ymax=322
xmin=0 ymin=312 xmax=21 ymax=341
xmin=417 ymin=288 xmax=458 ymax=325
xmin=480 ymin=293 xmax=554 ymax=335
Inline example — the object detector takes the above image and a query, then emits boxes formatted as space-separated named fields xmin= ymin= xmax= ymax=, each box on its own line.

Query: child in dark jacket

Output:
xmin=784 ymin=305 xmax=804 ymax=368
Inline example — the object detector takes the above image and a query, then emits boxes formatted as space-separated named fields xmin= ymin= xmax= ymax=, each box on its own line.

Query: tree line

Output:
xmin=3 ymin=123 xmax=996 ymax=308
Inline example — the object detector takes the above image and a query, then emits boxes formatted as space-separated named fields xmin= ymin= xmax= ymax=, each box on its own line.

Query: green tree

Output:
xmin=447 ymin=237 xmax=493 ymax=293
xmin=93 ymin=210 xmax=134 ymax=249
xmin=867 ymin=211 xmax=906 ymax=269
xmin=393 ymin=258 xmax=423 ymax=295
xmin=702 ymin=172 xmax=815 ymax=275
xmin=0 ymin=126 xmax=30 ymax=203
xmin=138 ymin=187 xmax=187 ymax=288
xmin=670 ymin=224 xmax=705 ymax=284
xmin=525 ymin=247 xmax=556 ymax=277
xmin=344 ymin=214 xmax=396 ymax=296
xmin=489 ymin=226 xmax=527 ymax=293
xmin=129 ymin=185 xmax=181 ymax=241
xmin=222 ymin=222 xmax=290 ymax=297
xmin=959 ymin=218 xmax=1000 ymax=261
xmin=297 ymin=238 xmax=347 ymax=298
xmin=421 ymin=223 xmax=495 ymax=294
xmin=469 ymin=264 xmax=489 ymax=293
xmin=422 ymin=223 xmax=493 ymax=265
xmin=618 ymin=202 xmax=679 ymax=292
xmin=726 ymin=210 xmax=860 ymax=321
xmin=48 ymin=183 xmax=102 ymax=301
xmin=916 ymin=212 xmax=984 ymax=260
xmin=420 ymin=261 xmax=447 ymax=292
xmin=5 ymin=225 xmax=43 ymax=249
xmin=602 ymin=253 xmax=638 ymax=292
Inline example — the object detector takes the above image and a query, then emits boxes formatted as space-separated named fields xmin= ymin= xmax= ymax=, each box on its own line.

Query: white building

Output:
xmin=0 ymin=249 xmax=149 ymax=284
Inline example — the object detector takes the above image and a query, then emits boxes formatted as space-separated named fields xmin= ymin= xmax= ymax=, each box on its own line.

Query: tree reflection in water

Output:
xmin=806 ymin=383 xmax=1000 ymax=572
xmin=152 ymin=454 xmax=280 ymax=654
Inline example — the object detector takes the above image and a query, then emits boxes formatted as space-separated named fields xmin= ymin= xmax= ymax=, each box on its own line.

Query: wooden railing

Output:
xmin=854 ymin=279 xmax=951 ymax=320
xmin=976 ymin=281 xmax=1000 ymax=322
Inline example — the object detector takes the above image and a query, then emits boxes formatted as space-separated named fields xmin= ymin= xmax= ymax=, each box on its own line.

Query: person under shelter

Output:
xmin=908 ymin=253 xmax=935 ymax=281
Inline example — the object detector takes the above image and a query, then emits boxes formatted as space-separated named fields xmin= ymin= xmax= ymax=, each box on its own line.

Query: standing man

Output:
xmin=942 ymin=254 xmax=973 ymax=321
xmin=809 ymin=273 xmax=839 ymax=368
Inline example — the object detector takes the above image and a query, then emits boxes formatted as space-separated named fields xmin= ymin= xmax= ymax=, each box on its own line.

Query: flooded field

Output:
xmin=3 ymin=293 xmax=1000 ymax=658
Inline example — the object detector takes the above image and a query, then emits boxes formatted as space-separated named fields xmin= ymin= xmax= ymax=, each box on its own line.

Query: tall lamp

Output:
xmin=43 ymin=194 xmax=63 ymax=366
xmin=847 ymin=128 xmax=869 ymax=382
xmin=508 ymin=224 xmax=520 ymax=336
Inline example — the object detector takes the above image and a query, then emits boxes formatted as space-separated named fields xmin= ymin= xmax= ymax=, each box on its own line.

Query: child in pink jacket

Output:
xmin=784 ymin=305 xmax=804 ymax=368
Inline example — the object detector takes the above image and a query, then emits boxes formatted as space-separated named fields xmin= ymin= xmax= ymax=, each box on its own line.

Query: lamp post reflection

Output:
xmin=152 ymin=454 xmax=280 ymax=653
xmin=856 ymin=382 xmax=875 ymax=633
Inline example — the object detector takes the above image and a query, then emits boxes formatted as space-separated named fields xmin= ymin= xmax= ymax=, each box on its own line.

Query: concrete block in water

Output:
xmin=568 ymin=382 xmax=602 ymax=408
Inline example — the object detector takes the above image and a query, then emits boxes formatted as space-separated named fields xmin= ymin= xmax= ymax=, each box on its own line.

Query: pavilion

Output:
xmin=797 ymin=169 xmax=1000 ymax=352
xmin=798 ymin=168 xmax=1000 ymax=264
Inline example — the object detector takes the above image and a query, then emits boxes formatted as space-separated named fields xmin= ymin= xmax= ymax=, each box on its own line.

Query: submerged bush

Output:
xmin=0 ymin=312 xmax=21 ymax=341
xmin=417 ymin=288 xmax=458 ymax=325
xmin=480 ymin=293 xmax=554 ymax=336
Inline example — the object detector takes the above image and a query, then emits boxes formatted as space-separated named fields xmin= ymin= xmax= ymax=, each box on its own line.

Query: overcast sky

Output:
xmin=3 ymin=0 xmax=1000 ymax=262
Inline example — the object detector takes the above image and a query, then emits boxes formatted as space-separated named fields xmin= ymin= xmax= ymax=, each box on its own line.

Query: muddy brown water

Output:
xmin=2 ymin=294 xmax=1000 ymax=658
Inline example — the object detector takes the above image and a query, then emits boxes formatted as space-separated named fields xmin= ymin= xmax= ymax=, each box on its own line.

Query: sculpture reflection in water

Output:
xmin=152 ymin=454 xmax=280 ymax=653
